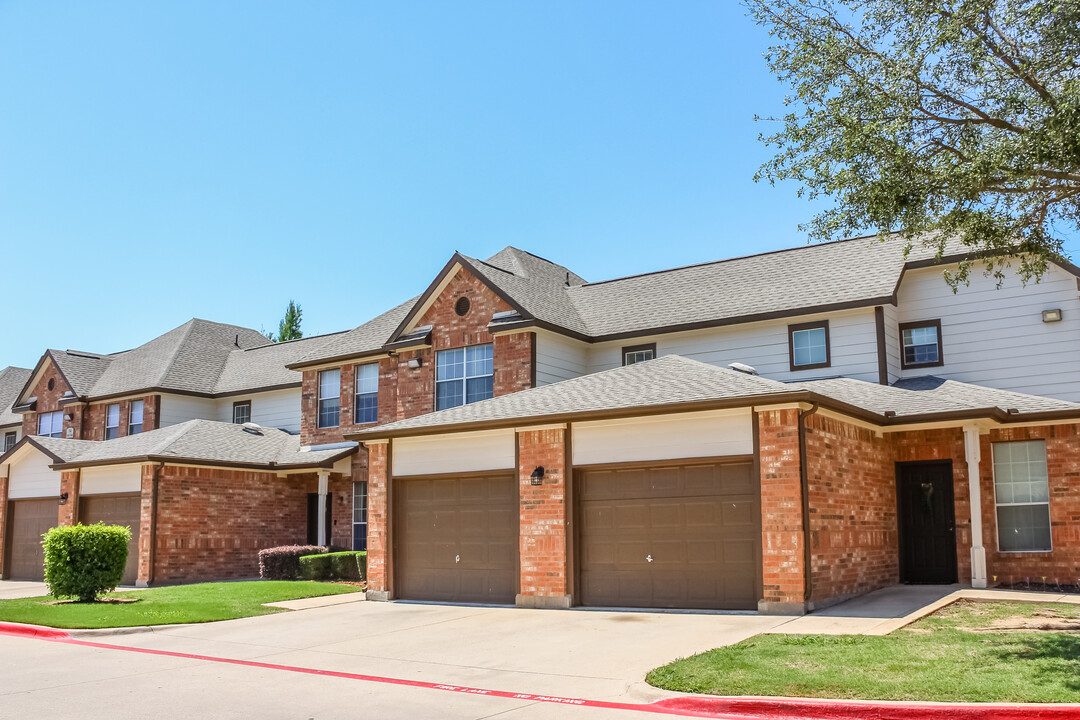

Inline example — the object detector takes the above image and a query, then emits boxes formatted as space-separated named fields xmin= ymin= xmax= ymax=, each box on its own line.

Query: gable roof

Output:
xmin=0 ymin=419 xmax=356 ymax=470
xmin=347 ymin=356 xmax=1080 ymax=440
xmin=14 ymin=321 xmax=344 ymax=405
xmin=0 ymin=366 xmax=32 ymax=428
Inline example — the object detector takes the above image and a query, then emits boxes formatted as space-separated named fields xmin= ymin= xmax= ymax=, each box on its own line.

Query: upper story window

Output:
xmin=900 ymin=320 xmax=943 ymax=369
xmin=993 ymin=440 xmax=1052 ymax=552
xmin=788 ymin=320 xmax=830 ymax=370
xmin=129 ymin=400 xmax=144 ymax=435
xmin=104 ymin=404 xmax=120 ymax=440
xmin=355 ymin=364 xmax=378 ymax=425
xmin=622 ymin=343 xmax=656 ymax=366
xmin=3 ymin=431 xmax=15 ymax=452
xmin=318 ymin=369 xmax=341 ymax=428
xmin=38 ymin=411 xmax=63 ymax=438
xmin=232 ymin=400 xmax=251 ymax=425
xmin=436 ymin=344 xmax=493 ymax=411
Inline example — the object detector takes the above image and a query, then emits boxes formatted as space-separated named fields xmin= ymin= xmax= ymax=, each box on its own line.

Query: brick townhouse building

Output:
xmin=2 ymin=235 xmax=1080 ymax=614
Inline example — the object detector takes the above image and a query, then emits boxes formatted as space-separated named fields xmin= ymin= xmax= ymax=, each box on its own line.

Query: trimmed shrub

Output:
xmin=43 ymin=523 xmax=131 ymax=602
xmin=299 ymin=551 xmax=366 ymax=582
xmin=258 ymin=545 xmax=327 ymax=580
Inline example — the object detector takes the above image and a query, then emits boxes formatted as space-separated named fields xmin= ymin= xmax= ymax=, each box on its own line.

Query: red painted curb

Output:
xmin=0 ymin=622 xmax=72 ymax=641
xmin=654 ymin=696 xmax=1080 ymax=719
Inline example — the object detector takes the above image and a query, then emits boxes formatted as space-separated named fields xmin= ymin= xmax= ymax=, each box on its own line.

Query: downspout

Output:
xmin=798 ymin=402 xmax=819 ymax=606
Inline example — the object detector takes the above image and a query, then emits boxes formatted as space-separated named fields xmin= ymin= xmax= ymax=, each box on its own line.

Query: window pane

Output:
xmin=105 ymin=426 xmax=118 ymax=440
xmin=625 ymin=350 xmax=654 ymax=365
xmin=356 ymin=364 xmax=378 ymax=394
xmin=39 ymin=411 xmax=62 ymax=437
xmin=465 ymin=376 xmax=494 ymax=404
xmin=994 ymin=440 xmax=1049 ymax=504
xmin=465 ymin=344 xmax=493 ymax=378
xmin=903 ymin=325 xmax=940 ymax=364
xmin=436 ymin=380 xmax=464 ymax=411
xmin=106 ymin=404 xmax=120 ymax=427
xmin=318 ymin=397 xmax=340 ymax=428
xmin=437 ymin=348 xmax=464 ymax=381
xmin=130 ymin=400 xmax=144 ymax=424
xmin=355 ymin=393 xmax=378 ymax=424
xmin=233 ymin=403 xmax=251 ymax=424
xmin=319 ymin=370 xmax=340 ymax=400
xmin=792 ymin=328 xmax=826 ymax=366
xmin=4 ymin=433 xmax=14 ymax=452
xmin=997 ymin=504 xmax=1052 ymax=552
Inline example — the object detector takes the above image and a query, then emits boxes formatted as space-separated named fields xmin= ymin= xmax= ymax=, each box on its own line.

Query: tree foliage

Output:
xmin=746 ymin=0 xmax=1080 ymax=283
xmin=266 ymin=300 xmax=303 ymax=342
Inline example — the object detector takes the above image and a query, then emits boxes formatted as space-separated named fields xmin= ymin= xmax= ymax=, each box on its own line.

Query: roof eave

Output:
xmin=51 ymin=446 xmax=358 ymax=472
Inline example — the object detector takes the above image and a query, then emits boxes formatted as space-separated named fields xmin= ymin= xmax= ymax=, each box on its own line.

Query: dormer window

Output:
xmin=232 ymin=400 xmax=251 ymax=425
xmin=436 ymin=344 xmax=493 ymax=411
xmin=900 ymin=320 xmax=943 ymax=369
xmin=789 ymin=320 xmax=830 ymax=370
xmin=38 ymin=411 xmax=63 ymax=438
xmin=622 ymin=344 xmax=656 ymax=366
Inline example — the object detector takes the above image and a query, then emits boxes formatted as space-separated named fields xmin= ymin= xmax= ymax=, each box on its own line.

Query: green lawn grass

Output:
xmin=0 ymin=581 xmax=359 ymax=629
xmin=647 ymin=601 xmax=1080 ymax=703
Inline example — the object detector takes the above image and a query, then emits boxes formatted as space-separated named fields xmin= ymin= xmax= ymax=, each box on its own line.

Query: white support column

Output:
xmin=317 ymin=471 xmax=330 ymax=547
xmin=963 ymin=425 xmax=987 ymax=588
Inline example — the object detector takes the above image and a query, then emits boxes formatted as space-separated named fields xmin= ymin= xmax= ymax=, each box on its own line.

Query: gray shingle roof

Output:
xmin=0 ymin=366 xmax=32 ymax=428
xmin=213 ymin=332 xmax=347 ymax=394
xmin=351 ymin=355 xmax=800 ymax=436
xmin=290 ymin=297 xmax=419 ymax=367
xmin=25 ymin=419 xmax=355 ymax=469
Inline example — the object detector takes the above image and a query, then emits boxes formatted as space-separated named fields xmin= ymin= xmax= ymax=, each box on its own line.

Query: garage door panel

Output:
xmin=577 ymin=460 xmax=760 ymax=610
xmin=395 ymin=474 xmax=517 ymax=604
xmin=78 ymin=494 xmax=141 ymax=587
xmin=6 ymin=499 xmax=58 ymax=581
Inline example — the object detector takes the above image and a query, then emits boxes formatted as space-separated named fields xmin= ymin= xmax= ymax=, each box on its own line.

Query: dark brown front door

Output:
xmin=576 ymin=459 xmax=760 ymax=610
xmin=897 ymin=461 xmax=958 ymax=584
xmin=5 ymin=499 xmax=58 ymax=581
xmin=78 ymin=494 xmax=141 ymax=586
xmin=306 ymin=493 xmax=333 ymax=546
xmin=394 ymin=474 xmax=517 ymax=604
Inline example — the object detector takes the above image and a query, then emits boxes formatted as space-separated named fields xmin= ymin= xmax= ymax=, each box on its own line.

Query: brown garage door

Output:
xmin=576 ymin=459 xmax=760 ymax=610
xmin=79 ymin=494 xmax=141 ymax=586
xmin=5 ymin=499 xmax=58 ymax=581
xmin=394 ymin=474 xmax=517 ymax=604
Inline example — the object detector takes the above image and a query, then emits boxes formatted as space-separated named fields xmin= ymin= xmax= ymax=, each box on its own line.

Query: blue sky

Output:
xmin=0 ymin=2 xmax=1074 ymax=369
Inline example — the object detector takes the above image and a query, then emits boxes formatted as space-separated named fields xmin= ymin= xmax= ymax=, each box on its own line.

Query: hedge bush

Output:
xmin=258 ymin=545 xmax=327 ymax=580
xmin=43 ymin=523 xmax=131 ymax=602
xmin=299 ymin=551 xmax=366 ymax=582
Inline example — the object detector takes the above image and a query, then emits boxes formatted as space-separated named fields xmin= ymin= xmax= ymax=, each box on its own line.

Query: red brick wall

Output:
xmin=365 ymin=442 xmax=390 ymax=594
xmin=58 ymin=471 xmax=80 ymax=527
xmin=82 ymin=395 xmax=160 ymax=441
xmin=517 ymin=428 xmax=569 ymax=603
xmin=137 ymin=464 xmax=156 ymax=584
xmin=299 ymin=267 xmax=535 ymax=446
xmin=150 ymin=466 xmax=311 ymax=582
xmin=21 ymin=361 xmax=77 ymax=439
xmin=804 ymin=414 xmax=897 ymax=605
xmin=980 ymin=425 xmax=1080 ymax=586
xmin=757 ymin=408 xmax=806 ymax=607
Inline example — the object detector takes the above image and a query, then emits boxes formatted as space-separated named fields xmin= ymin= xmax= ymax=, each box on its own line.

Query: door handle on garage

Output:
xmin=646 ymin=554 xmax=653 ymax=563
xmin=455 ymin=554 xmax=460 ymax=564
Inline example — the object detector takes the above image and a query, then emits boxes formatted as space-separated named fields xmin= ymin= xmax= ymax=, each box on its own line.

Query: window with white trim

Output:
xmin=232 ymin=401 xmax=251 ymax=425
xmin=354 ymin=364 xmax=378 ymax=424
xmin=318 ymin=369 xmax=340 ymax=428
xmin=436 ymin=344 xmax=493 ymax=411
xmin=353 ymin=481 xmax=368 ymax=551
xmin=129 ymin=400 xmax=144 ymax=435
xmin=38 ymin=411 xmax=63 ymax=438
xmin=993 ymin=440 xmax=1052 ymax=552
xmin=105 ymin=403 xmax=120 ymax=440
xmin=3 ymin=431 xmax=15 ymax=452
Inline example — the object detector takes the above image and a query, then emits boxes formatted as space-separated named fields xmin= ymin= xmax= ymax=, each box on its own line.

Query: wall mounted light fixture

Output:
xmin=530 ymin=466 xmax=545 ymax=486
xmin=1042 ymin=309 xmax=1063 ymax=323
xmin=58 ymin=492 xmax=69 ymax=506
xmin=407 ymin=358 xmax=422 ymax=369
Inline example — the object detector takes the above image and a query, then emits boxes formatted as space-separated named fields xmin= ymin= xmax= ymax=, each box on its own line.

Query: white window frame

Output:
xmin=232 ymin=400 xmax=251 ymax=425
xmin=3 ymin=431 xmax=15 ymax=452
xmin=435 ymin=344 xmax=494 ymax=411
xmin=992 ymin=440 xmax=1053 ymax=553
xmin=353 ymin=480 xmax=368 ymax=550
xmin=318 ymin=369 xmax=341 ymax=429
xmin=129 ymin=400 xmax=145 ymax=435
xmin=105 ymin=403 xmax=121 ymax=440
xmin=354 ymin=364 xmax=378 ymax=425
xmin=38 ymin=411 xmax=63 ymax=438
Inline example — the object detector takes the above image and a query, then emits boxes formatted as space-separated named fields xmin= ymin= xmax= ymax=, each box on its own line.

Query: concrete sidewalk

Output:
xmin=769 ymin=584 xmax=1080 ymax=636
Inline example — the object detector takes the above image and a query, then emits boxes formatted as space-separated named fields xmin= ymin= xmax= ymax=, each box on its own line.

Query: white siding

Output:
xmin=215 ymin=388 xmax=301 ymax=433
xmin=158 ymin=395 xmax=216 ymax=427
xmin=7 ymin=447 xmax=62 ymax=499
xmin=881 ymin=304 xmax=901 ymax=384
xmin=534 ymin=330 xmax=588 ymax=386
xmin=896 ymin=263 xmax=1080 ymax=400
xmin=584 ymin=308 xmax=881 ymax=383
xmin=392 ymin=429 xmax=516 ymax=477
xmin=572 ymin=409 xmax=753 ymax=466
xmin=80 ymin=465 xmax=142 ymax=495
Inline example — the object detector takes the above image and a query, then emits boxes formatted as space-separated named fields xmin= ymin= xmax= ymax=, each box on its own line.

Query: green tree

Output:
xmin=746 ymin=0 xmax=1080 ymax=284
xmin=266 ymin=300 xmax=303 ymax=342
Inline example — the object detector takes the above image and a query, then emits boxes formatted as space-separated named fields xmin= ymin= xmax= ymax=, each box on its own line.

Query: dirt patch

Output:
xmin=978 ymin=609 xmax=1080 ymax=633
xmin=44 ymin=597 xmax=141 ymax=606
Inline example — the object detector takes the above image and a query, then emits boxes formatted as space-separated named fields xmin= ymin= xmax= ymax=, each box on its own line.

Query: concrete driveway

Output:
xmin=0 ymin=600 xmax=790 ymax=719
xmin=0 ymin=580 xmax=50 ymax=600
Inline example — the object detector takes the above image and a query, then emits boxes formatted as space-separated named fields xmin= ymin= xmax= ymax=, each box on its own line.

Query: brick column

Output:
xmin=0 ymin=471 xmax=8 ymax=578
xmin=365 ymin=440 xmax=391 ymax=600
xmin=137 ymin=464 xmax=158 ymax=587
xmin=758 ymin=408 xmax=808 ymax=614
xmin=59 ymin=470 xmax=80 ymax=526
xmin=516 ymin=426 xmax=571 ymax=609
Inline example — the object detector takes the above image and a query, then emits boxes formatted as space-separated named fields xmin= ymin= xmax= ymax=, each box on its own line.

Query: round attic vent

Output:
xmin=455 ymin=296 xmax=471 ymax=317
xmin=47 ymin=378 xmax=55 ymax=391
